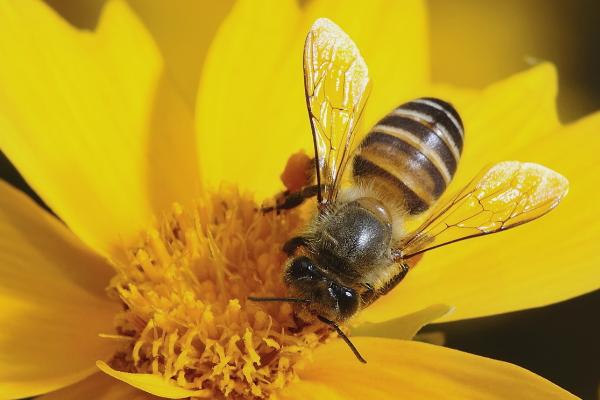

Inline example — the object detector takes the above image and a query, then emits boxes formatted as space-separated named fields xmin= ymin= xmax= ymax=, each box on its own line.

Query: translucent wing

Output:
xmin=400 ymin=161 xmax=569 ymax=258
xmin=304 ymin=18 xmax=371 ymax=205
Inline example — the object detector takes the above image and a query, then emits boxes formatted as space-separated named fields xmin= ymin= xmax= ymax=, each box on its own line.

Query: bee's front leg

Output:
xmin=282 ymin=236 xmax=309 ymax=255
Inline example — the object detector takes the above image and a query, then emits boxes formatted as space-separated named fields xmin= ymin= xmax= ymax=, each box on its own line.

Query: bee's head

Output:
xmin=285 ymin=255 xmax=359 ymax=322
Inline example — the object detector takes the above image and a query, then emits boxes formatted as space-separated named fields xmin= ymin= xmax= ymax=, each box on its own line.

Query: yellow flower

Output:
xmin=0 ymin=0 xmax=598 ymax=399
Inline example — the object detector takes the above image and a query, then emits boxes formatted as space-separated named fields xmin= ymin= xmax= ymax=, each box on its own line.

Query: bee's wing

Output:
xmin=304 ymin=18 xmax=371 ymax=205
xmin=399 ymin=161 xmax=569 ymax=258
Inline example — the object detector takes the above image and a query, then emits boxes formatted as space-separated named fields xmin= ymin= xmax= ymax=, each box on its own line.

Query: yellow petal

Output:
xmin=126 ymin=0 xmax=234 ymax=107
xmin=0 ymin=0 xmax=199 ymax=258
xmin=96 ymin=361 xmax=211 ymax=399
xmin=279 ymin=380 xmax=345 ymax=400
xmin=413 ymin=331 xmax=446 ymax=346
xmin=450 ymin=63 xmax=560 ymax=192
xmin=353 ymin=304 xmax=452 ymax=340
xmin=44 ymin=0 xmax=105 ymax=29
xmin=282 ymin=338 xmax=577 ymax=400
xmin=45 ymin=1 xmax=235 ymax=106
xmin=0 ymin=181 xmax=119 ymax=399
xmin=196 ymin=0 xmax=306 ymax=200
xmin=197 ymin=0 xmax=428 ymax=200
xmin=40 ymin=372 xmax=157 ymax=400
xmin=429 ymin=84 xmax=481 ymax=113
xmin=364 ymin=113 xmax=600 ymax=323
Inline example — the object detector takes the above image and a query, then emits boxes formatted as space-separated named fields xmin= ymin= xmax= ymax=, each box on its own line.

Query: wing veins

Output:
xmin=400 ymin=162 xmax=568 ymax=259
xmin=303 ymin=19 xmax=371 ymax=206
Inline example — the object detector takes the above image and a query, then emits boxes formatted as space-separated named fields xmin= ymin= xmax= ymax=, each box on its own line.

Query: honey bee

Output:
xmin=250 ymin=18 xmax=569 ymax=363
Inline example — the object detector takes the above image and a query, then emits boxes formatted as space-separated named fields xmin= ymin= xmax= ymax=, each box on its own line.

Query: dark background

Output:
xmin=4 ymin=1 xmax=599 ymax=398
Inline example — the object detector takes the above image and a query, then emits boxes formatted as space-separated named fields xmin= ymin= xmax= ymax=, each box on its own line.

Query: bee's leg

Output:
xmin=359 ymin=283 xmax=378 ymax=307
xmin=283 ymin=236 xmax=309 ymax=255
xmin=262 ymin=151 xmax=317 ymax=213
xmin=261 ymin=184 xmax=320 ymax=213
xmin=360 ymin=263 xmax=410 ymax=307
xmin=378 ymin=263 xmax=410 ymax=296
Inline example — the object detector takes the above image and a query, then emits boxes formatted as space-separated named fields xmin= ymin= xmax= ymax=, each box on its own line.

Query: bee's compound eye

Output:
xmin=329 ymin=284 xmax=359 ymax=319
xmin=287 ymin=256 xmax=320 ymax=282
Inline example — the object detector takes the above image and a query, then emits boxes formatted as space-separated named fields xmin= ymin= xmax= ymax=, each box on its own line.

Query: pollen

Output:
xmin=107 ymin=185 xmax=333 ymax=398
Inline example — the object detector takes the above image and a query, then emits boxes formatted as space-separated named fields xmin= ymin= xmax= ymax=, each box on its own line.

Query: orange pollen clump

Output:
xmin=106 ymin=185 xmax=333 ymax=399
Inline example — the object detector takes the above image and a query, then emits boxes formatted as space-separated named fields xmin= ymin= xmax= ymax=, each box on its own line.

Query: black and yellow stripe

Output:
xmin=352 ymin=98 xmax=464 ymax=214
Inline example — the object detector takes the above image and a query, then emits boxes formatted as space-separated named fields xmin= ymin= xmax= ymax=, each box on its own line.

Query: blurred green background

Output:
xmin=2 ymin=1 xmax=598 ymax=398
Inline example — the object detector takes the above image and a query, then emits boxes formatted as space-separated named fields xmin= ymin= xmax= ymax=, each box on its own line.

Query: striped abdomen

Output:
xmin=353 ymin=97 xmax=464 ymax=215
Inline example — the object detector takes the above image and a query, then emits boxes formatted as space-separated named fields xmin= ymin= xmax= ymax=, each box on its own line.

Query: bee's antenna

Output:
xmin=317 ymin=315 xmax=367 ymax=364
xmin=247 ymin=296 xmax=311 ymax=304
xmin=248 ymin=298 xmax=366 ymax=363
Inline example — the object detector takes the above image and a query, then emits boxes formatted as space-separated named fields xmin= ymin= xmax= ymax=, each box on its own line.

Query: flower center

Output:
xmin=107 ymin=185 xmax=333 ymax=398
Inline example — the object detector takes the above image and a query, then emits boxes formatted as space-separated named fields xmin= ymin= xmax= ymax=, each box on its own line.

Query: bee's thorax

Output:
xmin=308 ymin=198 xmax=393 ymax=284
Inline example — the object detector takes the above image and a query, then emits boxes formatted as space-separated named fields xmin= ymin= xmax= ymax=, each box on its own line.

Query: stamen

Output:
xmin=105 ymin=186 xmax=337 ymax=398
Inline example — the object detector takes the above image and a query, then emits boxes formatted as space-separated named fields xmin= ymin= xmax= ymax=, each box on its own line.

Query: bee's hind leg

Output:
xmin=261 ymin=185 xmax=320 ymax=213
